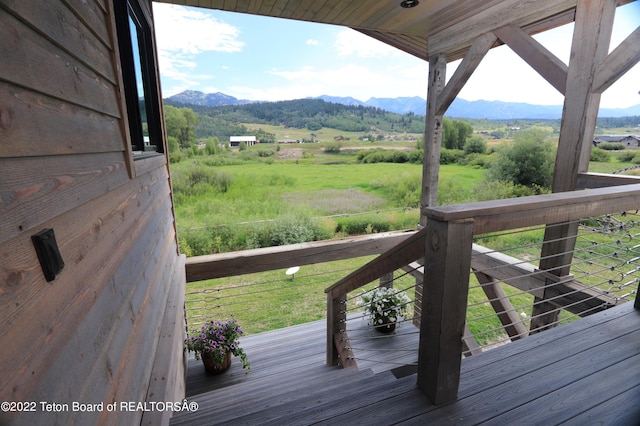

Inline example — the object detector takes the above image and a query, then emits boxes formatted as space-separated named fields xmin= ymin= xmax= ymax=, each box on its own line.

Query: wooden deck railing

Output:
xmin=326 ymin=180 xmax=640 ymax=405
xmin=185 ymin=230 xmax=416 ymax=282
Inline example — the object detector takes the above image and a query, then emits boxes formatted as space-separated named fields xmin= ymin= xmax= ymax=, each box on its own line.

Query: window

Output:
xmin=114 ymin=0 xmax=163 ymax=157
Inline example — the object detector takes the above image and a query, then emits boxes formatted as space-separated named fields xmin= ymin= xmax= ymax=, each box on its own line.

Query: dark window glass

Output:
xmin=114 ymin=0 xmax=163 ymax=156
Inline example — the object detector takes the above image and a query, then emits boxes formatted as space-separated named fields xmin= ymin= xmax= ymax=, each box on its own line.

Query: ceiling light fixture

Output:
xmin=400 ymin=0 xmax=419 ymax=8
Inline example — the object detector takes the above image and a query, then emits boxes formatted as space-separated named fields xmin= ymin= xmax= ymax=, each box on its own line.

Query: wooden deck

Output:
xmin=172 ymin=302 xmax=640 ymax=425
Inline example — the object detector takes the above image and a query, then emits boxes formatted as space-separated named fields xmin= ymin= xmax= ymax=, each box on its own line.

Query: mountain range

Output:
xmin=167 ymin=90 xmax=640 ymax=120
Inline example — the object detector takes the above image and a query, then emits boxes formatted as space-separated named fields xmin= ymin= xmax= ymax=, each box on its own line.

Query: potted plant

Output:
xmin=185 ymin=318 xmax=250 ymax=374
xmin=358 ymin=287 xmax=411 ymax=333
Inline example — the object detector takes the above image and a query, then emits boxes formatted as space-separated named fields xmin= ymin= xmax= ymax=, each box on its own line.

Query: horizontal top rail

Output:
xmin=185 ymin=229 xmax=416 ymax=282
xmin=325 ymin=228 xmax=425 ymax=298
xmin=577 ymin=172 xmax=640 ymax=189
xmin=424 ymin=183 xmax=640 ymax=234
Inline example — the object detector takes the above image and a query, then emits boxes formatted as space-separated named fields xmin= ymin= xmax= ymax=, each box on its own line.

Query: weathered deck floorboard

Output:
xmin=172 ymin=302 xmax=640 ymax=425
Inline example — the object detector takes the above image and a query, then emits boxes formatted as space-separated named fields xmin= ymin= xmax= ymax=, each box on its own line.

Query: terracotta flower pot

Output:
xmin=201 ymin=351 xmax=232 ymax=374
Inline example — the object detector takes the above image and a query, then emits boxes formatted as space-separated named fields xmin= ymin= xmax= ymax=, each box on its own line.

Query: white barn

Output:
xmin=230 ymin=136 xmax=257 ymax=147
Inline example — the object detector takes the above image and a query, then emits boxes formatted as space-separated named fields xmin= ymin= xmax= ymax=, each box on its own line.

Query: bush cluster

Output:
xmin=487 ymin=128 xmax=555 ymax=189
xmin=179 ymin=212 xmax=331 ymax=256
xmin=172 ymin=167 xmax=233 ymax=203
xmin=616 ymin=150 xmax=640 ymax=163
xmin=440 ymin=148 xmax=466 ymax=165
xmin=597 ymin=142 xmax=626 ymax=151
xmin=358 ymin=149 xmax=409 ymax=164
xmin=335 ymin=215 xmax=391 ymax=235
xmin=590 ymin=148 xmax=610 ymax=162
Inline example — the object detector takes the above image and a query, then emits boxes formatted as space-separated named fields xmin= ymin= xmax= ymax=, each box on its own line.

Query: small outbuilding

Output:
xmin=230 ymin=136 xmax=257 ymax=147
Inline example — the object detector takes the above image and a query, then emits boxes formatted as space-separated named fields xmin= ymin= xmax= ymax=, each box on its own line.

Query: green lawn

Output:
xmin=176 ymin=145 xmax=640 ymax=345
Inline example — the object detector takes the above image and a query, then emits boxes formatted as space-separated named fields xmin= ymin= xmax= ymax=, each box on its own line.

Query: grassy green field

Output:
xmin=242 ymin=122 xmax=423 ymax=144
xmin=175 ymin=139 xmax=640 ymax=346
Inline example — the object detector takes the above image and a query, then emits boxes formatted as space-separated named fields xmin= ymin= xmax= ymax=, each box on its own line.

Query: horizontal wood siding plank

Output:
xmin=0 ymin=10 xmax=119 ymax=117
xmin=142 ymin=255 xmax=187 ymax=426
xmin=0 ymin=81 xmax=123 ymax=158
xmin=0 ymin=165 xmax=171 ymax=405
xmin=19 ymin=197 xmax=173 ymax=425
xmin=1 ymin=0 xmax=114 ymax=83
xmin=102 ymin=212 xmax=178 ymax=425
xmin=0 ymin=164 xmax=167 ymax=329
xmin=0 ymin=152 xmax=129 ymax=244
xmin=64 ymin=0 xmax=112 ymax=47
xmin=133 ymin=154 xmax=169 ymax=177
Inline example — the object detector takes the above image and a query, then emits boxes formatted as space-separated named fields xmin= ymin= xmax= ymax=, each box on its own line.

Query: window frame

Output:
xmin=113 ymin=0 xmax=164 ymax=158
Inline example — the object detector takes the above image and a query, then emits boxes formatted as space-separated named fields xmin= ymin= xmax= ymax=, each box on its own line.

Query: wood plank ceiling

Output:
xmin=153 ymin=0 xmax=632 ymax=62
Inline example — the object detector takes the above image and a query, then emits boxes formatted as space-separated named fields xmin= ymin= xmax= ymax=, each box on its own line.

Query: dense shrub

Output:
xmin=616 ymin=150 xmax=638 ymax=162
xmin=437 ymin=177 xmax=470 ymax=205
xmin=464 ymin=135 xmax=487 ymax=154
xmin=472 ymin=180 xmax=544 ymax=201
xmin=590 ymin=148 xmax=610 ymax=162
xmin=440 ymin=148 xmax=465 ymax=165
xmin=487 ymin=128 xmax=555 ymax=189
xmin=598 ymin=142 xmax=626 ymax=151
xmin=255 ymin=148 xmax=275 ymax=157
xmin=462 ymin=153 xmax=490 ymax=168
xmin=358 ymin=149 xmax=409 ymax=164
xmin=370 ymin=173 xmax=421 ymax=207
xmin=408 ymin=149 xmax=423 ymax=163
xmin=358 ymin=149 xmax=385 ymax=163
xmin=335 ymin=216 xmax=391 ymax=235
xmin=172 ymin=166 xmax=233 ymax=201
xmin=324 ymin=142 xmax=342 ymax=153
xmin=178 ymin=229 xmax=224 ymax=256
xmin=169 ymin=151 xmax=183 ymax=164
xmin=179 ymin=211 xmax=330 ymax=255
xmin=270 ymin=215 xmax=327 ymax=245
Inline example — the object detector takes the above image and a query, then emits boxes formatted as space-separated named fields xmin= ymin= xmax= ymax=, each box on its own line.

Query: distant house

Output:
xmin=593 ymin=135 xmax=640 ymax=147
xmin=230 ymin=136 xmax=257 ymax=147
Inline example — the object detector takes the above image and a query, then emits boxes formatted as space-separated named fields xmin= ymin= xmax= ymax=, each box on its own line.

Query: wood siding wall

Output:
xmin=0 ymin=1 xmax=186 ymax=424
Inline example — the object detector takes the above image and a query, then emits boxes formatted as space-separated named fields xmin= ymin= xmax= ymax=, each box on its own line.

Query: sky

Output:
xmin=152 ymin=2 xmax=640 ymax=109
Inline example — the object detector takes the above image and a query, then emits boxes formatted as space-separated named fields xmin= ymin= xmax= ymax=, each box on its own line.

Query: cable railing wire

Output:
xmin=186 ymin=210 xmax=640 ymax=367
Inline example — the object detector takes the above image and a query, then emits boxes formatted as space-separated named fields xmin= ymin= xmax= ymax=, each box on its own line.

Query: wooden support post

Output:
xmin=327 ymin=293 xmax=346 ymax=366
xmin=420 ymin=53 xmax=446 ymax=225
xmin=461 ymin=325 xmax=481 ymax=356
xmin=475 ymin=270 xmax=529 ymax=340
xmin=417 ymin=218 xmax=474 ymax=405
xmin=412 ymin=262 xmax=424 ymax=328
xmin=379 ymin=272 xmax=394 ymax=289
xmin=334 ymin=330 xmax=357 ymax=369
xmin=531 ymin=0 xmax=616 ymax=333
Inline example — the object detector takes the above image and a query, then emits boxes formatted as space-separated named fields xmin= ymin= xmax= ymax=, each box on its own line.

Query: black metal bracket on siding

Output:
xmin=31 ymin=228 xmax=64 ymax=282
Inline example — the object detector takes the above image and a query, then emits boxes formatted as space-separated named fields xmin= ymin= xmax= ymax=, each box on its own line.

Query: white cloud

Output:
xmin=153 ymin=4 xmax=244 ymax=54
xmin=334 ymin=29 xmax=401 ymax=58
xmin=153 ymin=4 xmax=244 ymax=94
xmin=237 ymin=62 xmax=428 ymax=101
xmin=306 ymin=39 xmax=319 ymax=46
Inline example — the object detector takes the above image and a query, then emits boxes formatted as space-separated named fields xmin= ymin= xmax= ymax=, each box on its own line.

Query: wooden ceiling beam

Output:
xmin=428 ymin=0 xmax=578 ymax=57
xmin=493 ymin=25 xmax=568 ymax=95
